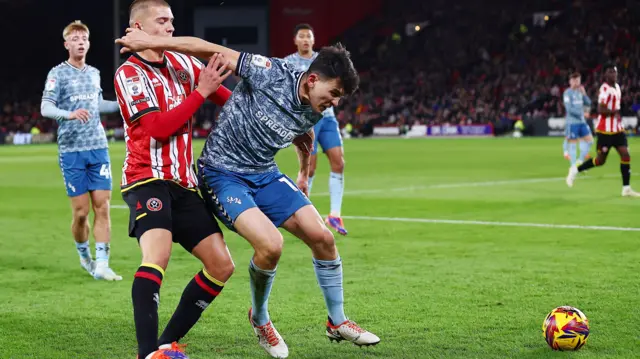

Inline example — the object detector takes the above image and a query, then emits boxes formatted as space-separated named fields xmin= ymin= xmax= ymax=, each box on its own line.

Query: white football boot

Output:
xmin=622 ymin=186 xmax=640 ymax=197
xmin=93 ymin=262 xmax=123 ymax=281
xmin=248 ymin=308 xmax=289 ymax=358
xmin=326 ymin=318 xmax=380 ymax=347
xmin=566 ymin=165 xmax=579 ymax=187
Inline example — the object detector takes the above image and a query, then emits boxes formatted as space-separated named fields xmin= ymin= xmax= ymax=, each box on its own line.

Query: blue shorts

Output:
xmin=197 ymin=162 xmax=311 ymax=231
xmin=566 ymin=123 xmax=592 ymax=140
xmin=58 ymin=148 xmax=112 ymax=197
xmin=312 ymin=116 xmax=343 ymax=155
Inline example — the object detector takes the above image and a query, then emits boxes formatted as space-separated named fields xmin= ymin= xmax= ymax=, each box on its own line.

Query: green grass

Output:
xmin=0 ymin=137 xmax=639 ymax=358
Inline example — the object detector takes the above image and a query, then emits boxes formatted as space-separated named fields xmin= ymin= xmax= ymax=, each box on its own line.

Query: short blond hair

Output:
xmin=63 ymin=20 xmax=89 ymax=40
xmin=129 ymin=0 xmax=171 ymax=26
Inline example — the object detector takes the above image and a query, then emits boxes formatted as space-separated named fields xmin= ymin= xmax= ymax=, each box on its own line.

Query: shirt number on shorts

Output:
xmin=279 ymin=177 xmax=298 ymax=192
xmin=100 ymin=164 xmax=112 ymax=179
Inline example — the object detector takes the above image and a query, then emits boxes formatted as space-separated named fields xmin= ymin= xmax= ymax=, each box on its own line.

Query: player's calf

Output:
xmin=159 ymin=234 xmax=235 ymax=345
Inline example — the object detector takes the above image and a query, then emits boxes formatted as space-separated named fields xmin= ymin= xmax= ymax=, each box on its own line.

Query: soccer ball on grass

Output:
xmin=542 ymin=305 xmax=590 ymax=351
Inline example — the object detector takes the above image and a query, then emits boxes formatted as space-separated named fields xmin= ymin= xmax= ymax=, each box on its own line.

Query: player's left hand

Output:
xmin=115 ymin=28 xmax=154 ymax=54
xmin=296 ymin=172 xmax=310 ymax=197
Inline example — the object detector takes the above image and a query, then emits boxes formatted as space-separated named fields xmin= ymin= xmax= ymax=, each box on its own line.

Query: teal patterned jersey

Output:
xmin=200 ymin=53 xmax=323 ymax=174
xmin=42 ymin=62 xmax=108 ymax=153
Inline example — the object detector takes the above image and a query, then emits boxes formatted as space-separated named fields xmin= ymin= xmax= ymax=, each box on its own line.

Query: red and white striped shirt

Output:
xmin=595 ymin=82 xmax=624 ymax=134
xmin=114 ymin=51 xmax=212 ymax=190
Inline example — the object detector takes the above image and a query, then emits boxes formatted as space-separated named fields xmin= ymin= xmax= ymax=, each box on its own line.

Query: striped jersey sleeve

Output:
xmin=114 ymin=64 xmax=160 ymax=125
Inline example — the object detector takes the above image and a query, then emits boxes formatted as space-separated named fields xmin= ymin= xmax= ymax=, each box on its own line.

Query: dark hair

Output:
xmin=308 ymin=43 xmax=359 ymax=95
xmin=294 ymin=23 xmax=314 ymax=36
xmin=569 ymin=72 xmax=580 ymax=79
xmin=603 ymin=62 xmax=617 ymax=72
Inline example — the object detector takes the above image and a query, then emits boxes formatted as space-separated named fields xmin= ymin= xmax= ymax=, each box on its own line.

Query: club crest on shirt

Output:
xmin=176 ymin=69 xmax=190 ymax=84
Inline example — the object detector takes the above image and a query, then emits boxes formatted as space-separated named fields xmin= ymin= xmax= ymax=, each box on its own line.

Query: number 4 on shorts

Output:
xmin=279 ymin=177 xmax=298 ymax=191
xmin=100 ymin=164 xmax=112 ymax=179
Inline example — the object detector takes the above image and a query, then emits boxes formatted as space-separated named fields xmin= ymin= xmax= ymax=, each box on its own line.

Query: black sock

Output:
xmin=159 ymin=269 xmax=224 ymax=345
xmin=621 ymin=163 xmax=630 ymax=186
xmin=578 ymin=158 xmax=597 ymax=172
xmin=132 ymin=264 xmax=164 ymax=358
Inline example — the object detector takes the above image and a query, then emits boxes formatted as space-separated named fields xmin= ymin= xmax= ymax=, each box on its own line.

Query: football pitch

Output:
xmin=0 ymin=137 xmax=638 ymax=358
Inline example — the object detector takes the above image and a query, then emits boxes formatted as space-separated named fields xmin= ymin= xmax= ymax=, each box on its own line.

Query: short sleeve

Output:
xmin=42 ymin=68 xmax=60 ymax=105
xmin=235 ymin=53 xmax=287 ymax=89
xmin=114 ymin=65 xmax=160 ymax=125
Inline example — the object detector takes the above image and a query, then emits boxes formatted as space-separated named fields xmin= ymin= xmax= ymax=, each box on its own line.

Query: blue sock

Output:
xmin=329 ymin=172 xmax=344 ymax=217
xmin=95 ymin=243 xmax=110 ymax=265
xmin=569 ymin=142 xmax=578 ymax=166
xmin=313 ymin=256 xmax=346 ymax=325
xmin=308 ymin=176 xmax=315 ymax=195
xmin=563 ymin=139 xmax=569 ymax=154
xmin=579 ymin=141 xmax=592 ymax=162
xmin=249 ymin=259 xmax=276 ymax=326
xmin=76 ymin=241 xmax=91 ymax=261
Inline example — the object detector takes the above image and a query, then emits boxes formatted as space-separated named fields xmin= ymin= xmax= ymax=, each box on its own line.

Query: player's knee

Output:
xmin=308 ymin=167 xmax=316 ymax=178
xmin=141 ymin=251 xmax=171 ymax=270
xmin=204 ymin=257 xmax=235 ymax=283
xmin=72 ymin=204 xmax=90 ymax=223
xmin=597 ymin=154 xmax=607 ymax=166
xmin=621 ymin=153 xmax=631 ymax=163
xmin=310 ymin=227 xmax=336 ymax=254
xmin=330 ymin=156 xmax=345 ymax=174
xmin=257 ymin=234 xmax=284 ymax=264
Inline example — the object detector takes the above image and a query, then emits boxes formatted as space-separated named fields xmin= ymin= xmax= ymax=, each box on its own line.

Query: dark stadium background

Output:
xmin=1 ymin=0 xmax=639 ymax=140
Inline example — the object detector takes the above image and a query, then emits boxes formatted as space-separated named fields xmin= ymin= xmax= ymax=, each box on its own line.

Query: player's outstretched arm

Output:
xmin=115 ymin=28 xmax=239 ymax=72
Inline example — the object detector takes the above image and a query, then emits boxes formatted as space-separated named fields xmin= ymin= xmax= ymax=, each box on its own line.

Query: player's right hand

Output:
xmin=70 ymin=109 xmax=90 ymax=123
xmin=196 ymin=53 xmax=232 ymax=98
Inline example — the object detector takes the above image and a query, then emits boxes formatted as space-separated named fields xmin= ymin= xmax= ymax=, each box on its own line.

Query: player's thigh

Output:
xmin=577 ymin=124 xmax=592 ymax=140
xmin=316 ymin=116 xmax=343 ymax=153
xmin=197 ymin=164 xmax=258 ymax=232
xmin=325 ymin=146 xmax=345 ymax=173
xmin=139 ymin=228 xmax=173 ymax=270
xmin=86 ymin=149 xmax=113 ymax=192
xmin=255 ymin=173 xmax=312 ymax=228
xmin=59 ymin=151 xmax=89 ymax=197
xmin=234 ymin=207 xmax=284 ymax=261
xmin=171 ymin=186 xmax=225 ymax=254
xmin=613 ymin=133 xmax=630 ymax=156
xmin=281 ymin=204 xmax=336 ymax=258
xmin=122 ymin=181 xmax=173 ymax=241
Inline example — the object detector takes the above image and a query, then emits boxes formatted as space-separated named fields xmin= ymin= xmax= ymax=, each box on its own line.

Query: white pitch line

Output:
xmin=310 ymin=174 xmax=618 ymax=196
xmin=342 ymin=215 xmax=640 ymax=232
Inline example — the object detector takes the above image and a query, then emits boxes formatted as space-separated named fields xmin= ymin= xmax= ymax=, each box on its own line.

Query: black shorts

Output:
xmin=596 ymin=132 xmax=628 ymax=152
xmin=122 ymin=180 xmax=222 ymax=253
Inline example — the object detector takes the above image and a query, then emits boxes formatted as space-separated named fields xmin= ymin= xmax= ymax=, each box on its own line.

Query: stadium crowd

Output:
xmin=1 ymin=0 xmax=639 ymax=140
